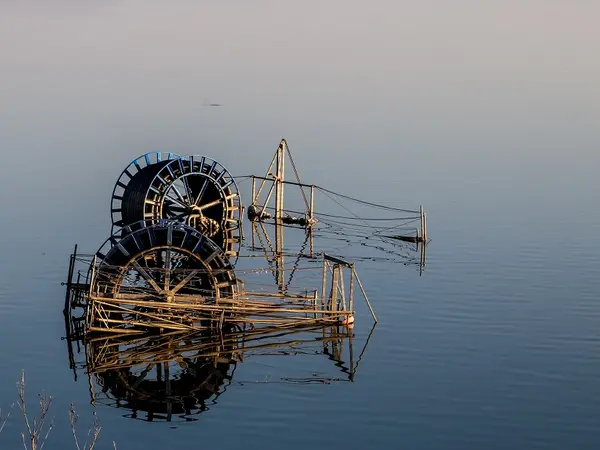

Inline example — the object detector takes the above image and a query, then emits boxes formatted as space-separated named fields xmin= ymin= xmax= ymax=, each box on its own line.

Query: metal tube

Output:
xmin=349 ymin=265 xmax=355 ymax=312
xmin=419 ymin=205 xmax=424 ymax=241
xmin=321 ymin=258 xmax=327 ymax=317
xmin=331 ymin=265 xmax=339 ymax=312
xmin=354 ymin=268 xmax=377 ymax=323
xmin=281 ymin=142 xmax=285 ymax=216
xmin=309 ymin=184 xmax=315 ymax=224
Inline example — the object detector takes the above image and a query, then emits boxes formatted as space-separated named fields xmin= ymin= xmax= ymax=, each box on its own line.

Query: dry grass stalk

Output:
xmin=16 ymin=371 xmax=54 ymax=450
xmin=69 ymin=405 xmax=101 ymax=450
xmin=1 ymin=404 xmax=14 ymax=435
xmin=1 ymin=372 xmax=116 ymax=449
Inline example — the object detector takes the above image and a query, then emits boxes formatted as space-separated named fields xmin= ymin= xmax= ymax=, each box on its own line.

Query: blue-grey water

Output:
xmin=1 ymin=2 xmax=599 ymax=449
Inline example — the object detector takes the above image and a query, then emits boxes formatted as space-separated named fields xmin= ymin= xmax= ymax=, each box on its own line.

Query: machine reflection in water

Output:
xmin=64 ymin=321 xmax=373 ymax=422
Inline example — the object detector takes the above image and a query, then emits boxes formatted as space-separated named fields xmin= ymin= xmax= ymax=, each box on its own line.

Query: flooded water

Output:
xmin=1 ymin=2 xmax=600 ymax=449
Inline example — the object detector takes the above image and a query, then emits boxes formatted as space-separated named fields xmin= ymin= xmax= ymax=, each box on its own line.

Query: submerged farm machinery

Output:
xmin=65 ymin=142 xmax=378 ymax=337
xmin=63 ymin=139 xmax=427 ymax=421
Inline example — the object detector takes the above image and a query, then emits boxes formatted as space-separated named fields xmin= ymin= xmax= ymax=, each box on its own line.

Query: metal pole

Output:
xmin=309 ymin=184 xmax=315 ymax=224
xmin=349 ymin=265 xmax=355 ymax=312
xmin=419 ymin=205 xmax=424 ymax=242
xmin=349 ymin=332 xmax=355 ymax=381
xmin=280 ymin=141 xmax=285 ymax=218
xmin=331 ymin=265 xmax=339 ymax=312
xmin=420 ymin=240 xmax=424 ymax=276
xmin=259 ymin=182 xmax=276 ymax=218
xmin=321 ymin=258 xmax=327 ymax=317
xmin=339 ymin=268 xmax=346 ymax=311
xmin=275 ymin=142 xmax=283 ymax=221
xmin=354 ymin=268 xmax=377 ymax=323
xmin=276 ymin=220 xmax=284 ymax=293
xmin=274 ymin=142 xmax=285 ymax=294
xmin=63 ymin=244 xmax=77 ymax=314
xmin=255 ymin=149 xmax=278 ymax=201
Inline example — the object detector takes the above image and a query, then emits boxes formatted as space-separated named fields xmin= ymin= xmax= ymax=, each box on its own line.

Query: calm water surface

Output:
xmin=1 ymin=2 xmax=599 ymax=449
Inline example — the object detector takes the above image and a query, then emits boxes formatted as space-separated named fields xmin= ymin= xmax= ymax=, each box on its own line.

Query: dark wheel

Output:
xmin=89 ymin=221 xmax=237 ymax=333
xmin=147 ymin=156 xmax=243 ymax=257
xmin=111 ymin=152 xmax=181 ymax=231
xmin=110 ymin=154 xmax=242 ymax=257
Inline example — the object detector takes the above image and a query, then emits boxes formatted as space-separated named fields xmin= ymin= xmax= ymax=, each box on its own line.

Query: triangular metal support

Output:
xmin=248 ymin=139 xmax=317 ymax=228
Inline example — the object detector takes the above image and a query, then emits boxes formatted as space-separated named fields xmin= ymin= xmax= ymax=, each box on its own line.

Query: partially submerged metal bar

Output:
xmin=353 ymin=267 xmax=377 ymax=323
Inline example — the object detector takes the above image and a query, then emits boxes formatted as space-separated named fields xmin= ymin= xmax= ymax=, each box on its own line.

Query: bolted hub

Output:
xmin=162 ymin=290 xmax=175 ymax=303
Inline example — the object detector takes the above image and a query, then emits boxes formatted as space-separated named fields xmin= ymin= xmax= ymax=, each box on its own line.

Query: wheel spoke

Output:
xmin=193 ymin=177 xmax=210 ymax=206
xmin=166 ymin=211 xmax=190 ymax=221
xmin=181 ymin=175 xmax=193 ymax=204
xmin=131 ymin=260 xmax=162 ymax=294
xmin=164 ymin=195 xmax=187 ymax=210
xmin=171 ymin=269 xmax=200 ymax=294
xmin=197 ymin=198 xmax=222 ymax=211
xmin=169 ymin=183 xmax=187 ymax=205
xmin=164 ymin=248 xmax=171 ymax=291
